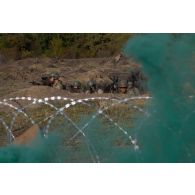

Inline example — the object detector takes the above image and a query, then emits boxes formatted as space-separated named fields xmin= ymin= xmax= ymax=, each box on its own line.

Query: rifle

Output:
xmin=29 ymin=81 xmax=42 ymax=85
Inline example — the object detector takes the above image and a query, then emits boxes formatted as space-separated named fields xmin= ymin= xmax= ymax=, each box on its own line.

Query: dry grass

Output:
xmin=0 ymin=98 xmax=147 ymax=146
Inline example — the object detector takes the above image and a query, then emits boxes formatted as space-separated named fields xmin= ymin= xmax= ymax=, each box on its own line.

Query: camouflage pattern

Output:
xmin=71 ymin=81 xmax=82 ymax=93
xmin=109 ymin=74 xmax=118 ymax=93
xmin=127 ymin=81 xmax=133 ymax=90
xmin=52 ymin=80 xmax=63 ymax=90
xmin=118 ymin=79 xmax=128 ymax=94
xmin=87 ymin=80 xmax=96 ymax=93
xmin=31 ymin=72 xmax=65 ymax=89
xmin=30 ymin=68 xmax=147 ymax=94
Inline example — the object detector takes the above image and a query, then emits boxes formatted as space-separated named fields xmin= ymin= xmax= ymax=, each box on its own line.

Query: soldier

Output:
xmin=48 ymin=72 xmax=65 ymax=89
xmin=30 ymin=73 xmax=51 ymax=86
xmin=52 ymin=79 xmax=64 ymax=90
xmin=31 ymin=72 xmax=65 ymax=90
xmin=65 ymin=83 xmax=72 ymax=92
xmin=126 ymin=80 xmax=133 ymax=95
xmin=103 ymin=83 xmax=111 ymax=93
xmin=40 ymin=74 xmax=52 ymax=86
xmin=95 ymin=82 xmax=104 ymax=93
xmin=129 ymin=69 xmax=147 ymax=95
xmin=95 ymin=81 xmax=110 ymax=94
xmin=127 ymin=80 xmax=133 ymax=90
xmin=86 ymin=79 xmax=96 ymax=94
xmin=71 ymin=81 xmax=82 ymax=93
xmin=109 ymin=74 xmax=119 ymax=93
xmin=117 ymin=79 xmax=128 ymax=94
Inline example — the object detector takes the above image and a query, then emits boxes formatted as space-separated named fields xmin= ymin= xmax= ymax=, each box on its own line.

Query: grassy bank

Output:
xmin=0 ymin=98 xmax=146 ymax=146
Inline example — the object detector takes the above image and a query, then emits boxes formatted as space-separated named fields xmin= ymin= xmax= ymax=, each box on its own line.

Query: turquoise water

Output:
xmin=0 ymin=34 xmax=195 ymax=162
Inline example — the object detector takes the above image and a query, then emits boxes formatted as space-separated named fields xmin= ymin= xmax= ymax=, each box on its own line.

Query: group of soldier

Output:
xmin=31 ymin=70 xmax=147 ymax=95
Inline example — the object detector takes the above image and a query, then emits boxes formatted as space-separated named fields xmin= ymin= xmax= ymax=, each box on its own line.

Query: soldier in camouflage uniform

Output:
xmin=71 ymin=81 xmax=82 ymax=93
xmin=52 ymin=79 xmax=64 ymax=89
xmin=86 ymin=79 xmax=96 ymax=94
xmin=130 ymin=69 xmax=146 ymax=94
xmin=50 ymin=72 xmax=64 ymax=89
xmin=109 ymin=74 xmax=119 ymax=93
xmin=117 ymin=79 xmax=128 ymax=94
xmin=31 ymin=72 xmax=64 ymax=89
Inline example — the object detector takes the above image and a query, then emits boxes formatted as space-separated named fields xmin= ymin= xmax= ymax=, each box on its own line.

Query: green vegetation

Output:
xmin=0 ymin=33 xmax=131 ymax=61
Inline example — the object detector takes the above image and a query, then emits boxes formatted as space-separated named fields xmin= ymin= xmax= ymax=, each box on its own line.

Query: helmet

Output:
xmin=50 ymin=72 xmax=60 ymax=79
xmin=118 ymin=80 xmax=128 ymax=88
xmin=118 ymin=80 xmax=128 ymax=94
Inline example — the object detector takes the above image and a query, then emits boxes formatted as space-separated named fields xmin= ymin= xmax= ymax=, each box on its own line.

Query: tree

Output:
xmin=49 ymin=35 xmax=64 ymax=59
